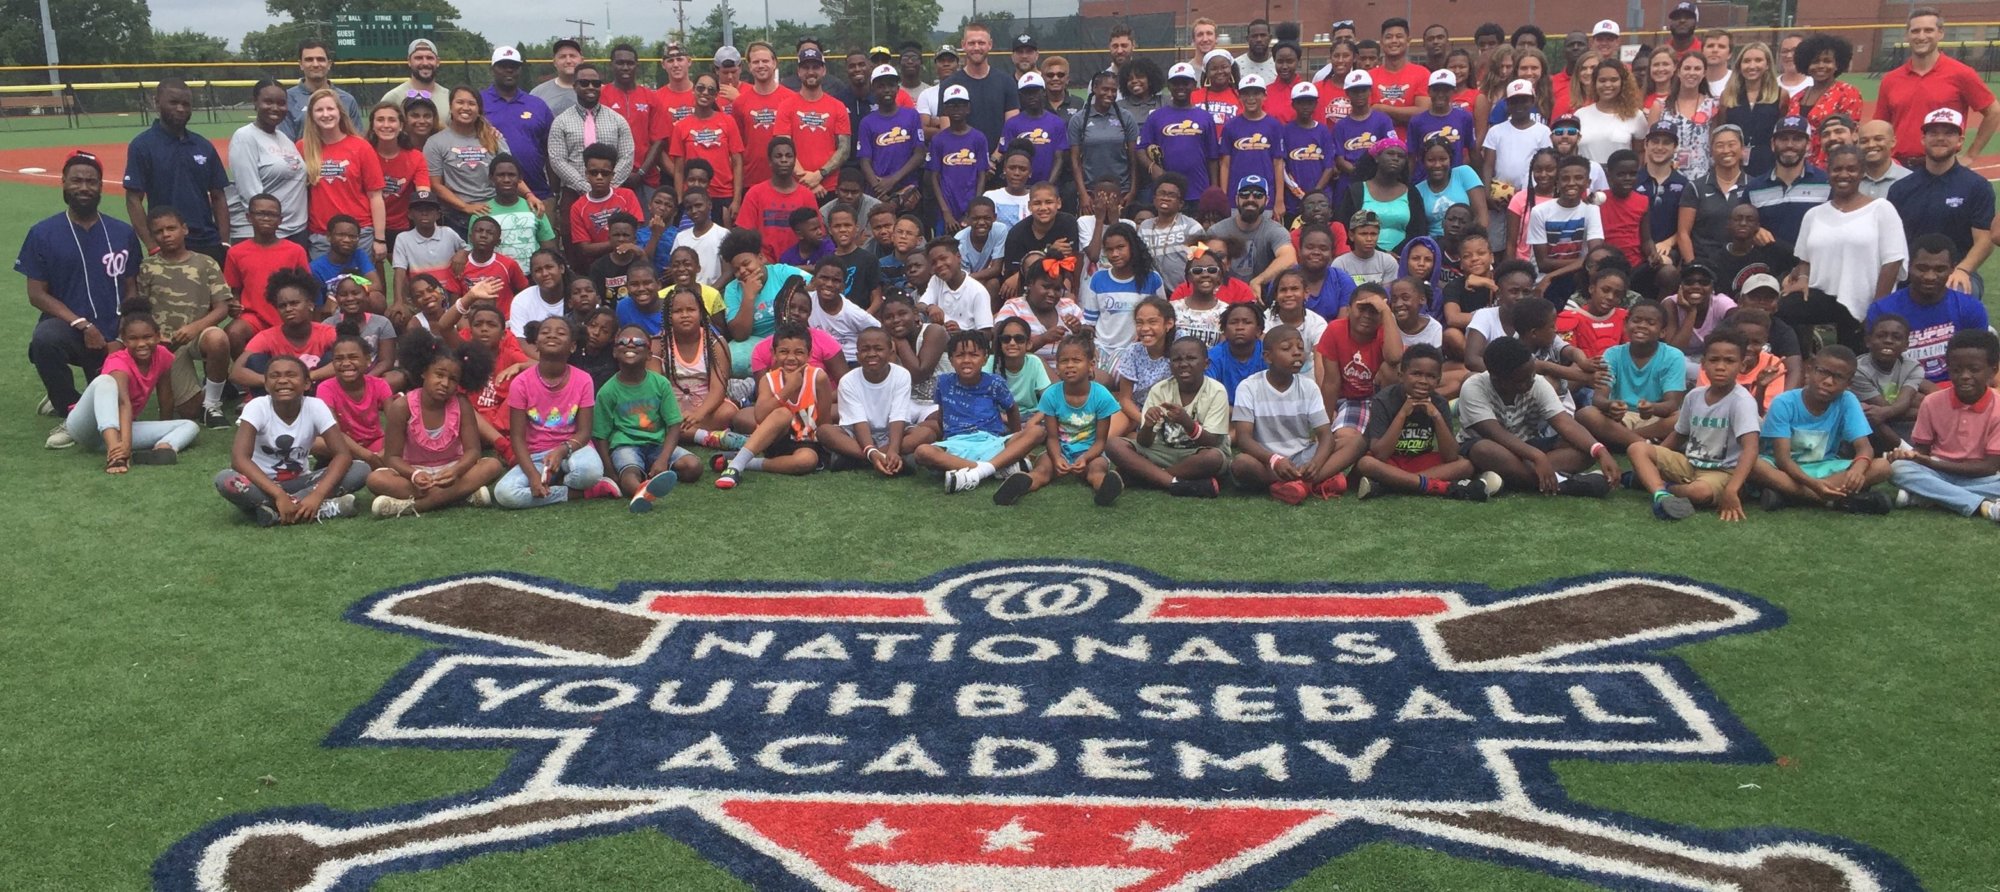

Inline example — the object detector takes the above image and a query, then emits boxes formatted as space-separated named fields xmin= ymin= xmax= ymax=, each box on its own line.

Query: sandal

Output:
xmin=105 ymin=454 xmax=130 ymax=474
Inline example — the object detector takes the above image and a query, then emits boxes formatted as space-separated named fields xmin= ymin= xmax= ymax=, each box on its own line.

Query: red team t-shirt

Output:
xmin=301 ymin=135 xmax=386 ymax=235
xmin=779 ymin=92 xmax=851 ymax=179
xmin=1597 ymin=190 xmax=1650 ymax=267
xmin=1315 ymin=318 xmax=1385 ymax=401
xmin=376 ymin=148 xmax=430 ymax=232
xmin=459 ymin=252 xmax=530 ymax=316
xmin=736 ymin=179 xmax=821 ymax=262
xmin=654 ymin=84 xmax=698 ymax=127
xmin=246 ymin=322 xmax=339 ymax=371
xmin=1368 ymin=63 xmax=1432 ymax=109
xmin=568 ymin=188 xmax=645 ymax=246
xmin=224 ymin=238 xmax=312 ymax=330
xmin=734 ymin=84 xmax=799 ymax=185
xmin=1556 ymin=307 xmax=1630 ymax=360
xmin=599 ymin=83 xmax=658 ymax=180
xmin=671 ymin=113 xmax=746 ymax=199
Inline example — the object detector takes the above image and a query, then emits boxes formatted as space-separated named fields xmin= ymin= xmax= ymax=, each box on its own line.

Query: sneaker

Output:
xmin=630 ymin=472 xmax=678 ymax=513
xmin=717 ymin=430 xmax=749 ymax=451
xmin=201 ymin=404 xmax=232 ymax=429
xmin=131 ymin=446 xmax=178 ymax=465
xmin=1479 ymin=471 xmax=1505 ymax=496
xmin=1445 ymin=478 xmax=1490 ymax=502
xmin=943 ymin=468 xmax=968 ymax=493
xmin=45 ymin=424 xmax=74 ymax=449
xmin=580 ymin=479 xmax=622 ymax=500
xmin=1837 ymin=490 xmax=1892 ymax=515
xmin=1619 ymin=470 xmax=1640 ymax=491
xmin=714 ymin=467 xmax=741 ymax=490
xmin=709 ymin=452 xmax=732 ymax=473
xmin=1313 ymin=473 xmax=1348 ymax=499
xmin=1557 ymin=471 xmax=1611 ymax=498
xmin=1979 ymin=500 xmax=2000 ymax=523
xmin=1759 ymin=487 xmax=1787 ymax=511
xmin=316 ymin=494 xmax=357 ymax=519
xmin=1094 ymin=470 xmax=1124 ymax=506
xmin=1269 ymin=479 xmax=1311 ymax=505
xmin=371 ymin=495 xmax=419 ymax=518
xmin=993 ymin=473 xmax=1034 ymax=506
xmin=1167 ymin=477 xmax=1220 ymax=498
xmin=253 ymin=504 xmax=282 ymax=527
xmin=464 ymin=486 xmax=493 ymax=508
xmin=1354 ymin=476 xmax=1379 ymax=500
xmin=1651 ymin=494 xmax=1695 ymax=521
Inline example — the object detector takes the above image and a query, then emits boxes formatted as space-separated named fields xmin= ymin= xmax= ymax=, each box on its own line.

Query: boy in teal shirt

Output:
xmin=1752 ymin=345 xmax=1895 ymax=513
xmin=1577 ymin=299 xmax=1685 ymax=451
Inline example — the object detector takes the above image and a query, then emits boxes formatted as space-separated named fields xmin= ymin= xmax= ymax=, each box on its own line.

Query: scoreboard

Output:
xmin=333 ymin=13 xmax=437 ymax=60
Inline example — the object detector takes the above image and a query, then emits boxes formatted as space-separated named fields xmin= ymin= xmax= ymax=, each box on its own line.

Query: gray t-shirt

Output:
xmin=326 ymin=311 xmax=399 ymax=360
xmin=531 ymin=79 xmax=577 ymax=118
xmin=1206 ymin=213 xmax=1290 ymax=282
xmin=423 ymin=127 xmax=513 ymax=206
xmin=1458 ymin=372 xmax=1565 ymax=442
xmin=1332 ymin=249 xmax=1402 ymax=286
xmin=1850 ymin=354 xmax=1925 ymax=404
xmin=1675 ymin=383 xmax=1762 ymax=469
xmin=1069 ymin=104 xmax=1141 ymax=193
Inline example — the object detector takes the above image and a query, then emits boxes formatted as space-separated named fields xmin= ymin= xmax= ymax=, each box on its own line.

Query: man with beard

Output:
xmin=1746 ymin=115 xmax=1828 ymax=247
xmin=533 ymin=38 xmax=585 ymax=117
xmin=124 ymin=80 xmax=230 ymax=262
xmin=783 ymin=37 xmax=853 ymax=103
xmin=380 ymin=38 xmax=441 ymax=105
xmin=1665 ymin=2 xmax=1702 ymax=58
xmin=549 ymin=63 xmax=637 ymax=203
xmin=281 ymin=39 xmax=361 ymax=140
xmin=1107 ymin=24 xmax=1137 ymax=70
xmin=942 ymin=23 xmax=1020 ymax=145
xmin=1011 ymin=34 xmax=1040 ymax=79
xmin=1206 ymin=175 xmax=1297 ymax=291
xmin=26 ymin=152 xmax=141 ymax=446
xmin=1887 ymin=108 xmax=1994 ymax=297
xmin=484 ymin=47 xmax=556 ymax=198
xmin=1237 ymin=19 xmax=1277 ymax=84
xmin=779 ymin=47 xmax=852 ymax=196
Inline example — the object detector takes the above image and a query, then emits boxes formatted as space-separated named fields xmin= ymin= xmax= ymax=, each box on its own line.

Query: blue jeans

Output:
xmin=1891 ymin=461 xmax=2000 ymax=516
xmin=610 ymin=443 xmax=692 ymax=475
xmin=495 ymin=447 xmax=605 ymax=509
xmin=65 ymin=374 xmax=199 ymax=452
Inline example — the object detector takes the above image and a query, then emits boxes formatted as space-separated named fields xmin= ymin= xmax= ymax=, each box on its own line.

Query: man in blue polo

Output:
xmin=281 ymin=39 xmax=362 ymax=141
xmin=124 ymin=80 xmax=230 ymax=264
xmin=1745 ymin=115 xmax=1826 ymax=248
xmin=1887 ymin=107 xmax=1994 ymax=297
xmin=483 ymin=45 xmax=556 ymax=199
xmin=24 ymin=152 xmax=141 ymax=447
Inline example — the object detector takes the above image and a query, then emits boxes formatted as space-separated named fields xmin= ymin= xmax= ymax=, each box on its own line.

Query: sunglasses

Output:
xmin=615 ymin=336 xmax=649 ymax=347
xmin=1552 ymin=127 xmax=1580 ymax=136
xmin=1187 ymin=265 xmax=1223 ymax=275
xmin=576 ymin=79 xmax=603 ymax=87
xmin=998 ymin=333 xmax=1030 ymax=344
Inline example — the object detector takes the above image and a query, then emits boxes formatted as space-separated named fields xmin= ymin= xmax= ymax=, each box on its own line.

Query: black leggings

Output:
xmin=1775 ymin=288 xmax=1864 ymax=354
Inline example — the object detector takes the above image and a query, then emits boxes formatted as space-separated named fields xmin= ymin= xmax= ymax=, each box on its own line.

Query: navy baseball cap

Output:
xmin=1669 ymin=1 xmax=1698 ymax=18
xmin=1646 ymin=119 xmax=1679 ymax=142
xmin=797 ymin=47 xmax=825 ymax=65
xmin=1774 ymin=115 xmax=1811 ymax=135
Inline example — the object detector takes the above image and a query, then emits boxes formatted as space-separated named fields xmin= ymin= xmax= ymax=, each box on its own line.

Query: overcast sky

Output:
xmin=150 ymin=0 xmax=1009 ymax=51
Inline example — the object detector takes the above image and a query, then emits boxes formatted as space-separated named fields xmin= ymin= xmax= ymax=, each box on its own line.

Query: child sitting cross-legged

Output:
xmin=911 ymin=330 xmax=1042 ymax=494
xmin=1228 ymin=325 xmax=1345 ymax=504
xmin=1460 ymin=336 xmax=1621 ymax=497
xmin=819 ymin=327 xmax=922 ymax=477
xmin=1353 ymin=343 xmax=1494 ymax=501
xmin=1577 ymin=299 xmax=1685 ymax=451
xmin=993 ymin=333 xmax=1128 ymax=507
xmin=596 ymin=324 xmax=704 ymax=512
xmin=494 ymin=315 xmax=620 ymax=508
xmin=214 ymin=355 xmax=368 ymax=525
xmin=1889 ymin=329 xmax=2000 ymax=522
xmin=1104 ymin=335 xmax=1231 ymax=498
xmin=713 ymin=320 xmax=839 ymax=490
xmin=1749 ymin=345 xmax=1896 ymax=514
xmin=364 ymin=328 xmax=507 ymax=517
xmin=1626 ymin=327 xmax=1763 ymax=521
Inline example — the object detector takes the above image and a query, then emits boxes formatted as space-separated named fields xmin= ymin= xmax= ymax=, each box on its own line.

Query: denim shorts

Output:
xmin=610 ymin=443 xmax=694 ymax=474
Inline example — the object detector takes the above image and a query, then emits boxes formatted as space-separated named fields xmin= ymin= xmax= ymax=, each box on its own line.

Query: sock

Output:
xmin=744 ymin=457 xmax=766 ymax=472
xmin=728 ymin=447 xmax=755 ymax=472
xmin=1168 ymin=476 xmax=1180 ymax=485
xmin=1553 ymin=471 xmax=1572 ymax=484
xmin=1420 ymin=474 xmax=1448 ymax=495
xmin=970 ymin=461 xmax=997 ymax=482
xmin=1653 ymin=489 xmax=1673 ymax=503
xmin=695 ymin=429 xmax=721 ymax=448
xmin=202 ymin=380 xmax=224 ymax=407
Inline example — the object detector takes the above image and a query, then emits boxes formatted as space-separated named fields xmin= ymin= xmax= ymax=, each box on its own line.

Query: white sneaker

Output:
xmin=946 ymin=468 xmax=981 ymax=494
xmin=1980 ymin=500 xmax=2000 ymax=524
xmin=317 ymin=494 xmax=357 ymax=520
xmin=35 ymin=396 xmax=59 ymax=416
xmin=1893 ymin=490 xmax=1927 ymax=510
xmin=464 ymin=486 xmax=492 ymax=507
xmin=1479 ymin=471 xmax=1505 ymax=496
xmin=45 ymin=423 xmax=74 ymax=449
xmin=371 ymin=495 xmax=418 ymax=518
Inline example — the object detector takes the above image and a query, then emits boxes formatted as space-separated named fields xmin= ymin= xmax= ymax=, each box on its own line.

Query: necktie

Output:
xmin=582 ymin=109 xmax=597 ymax=145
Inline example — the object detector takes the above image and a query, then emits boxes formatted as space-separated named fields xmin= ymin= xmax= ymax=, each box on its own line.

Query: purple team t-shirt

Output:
xmin=858 ymin=106 xmax=926 ymax=190
xmin=928 ymin=127 xmax=992 ymax=221
xmin=1331 ymin=110 xmax=1396 ymax=194
xmin=1408 ymin=107 xmax=1479 ymax=167
xmin=1000 ymin=110 xmax=1072 ymax=184
xmin=1282 ymin=122 xmax=1336 ymax=198
xmin=1221 ymin=114 xmax=1286 ymax=198
xmin=507 ymin=365 xmax=597 ymax=455
xmin=1142 ymin=105 xmax=1218 ymax=196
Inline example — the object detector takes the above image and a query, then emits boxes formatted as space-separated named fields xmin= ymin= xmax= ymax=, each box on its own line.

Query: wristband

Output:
xmin=1590 ymin=442 xmax=1608 ymax=459
xmin=1187 ymin=422 xmax=1203 ymax=440
xmin=70 ymin=317 xmax=89 ymax=330
xmin=1269 ymin=453 xmax=1284 ymax=469
xmin=865 ymin=446 xmax=882 ymax=459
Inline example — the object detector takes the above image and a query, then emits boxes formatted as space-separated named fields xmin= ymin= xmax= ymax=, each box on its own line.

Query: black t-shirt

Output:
xmin=832 ymin=246 xmax=881 ymax=309
xmin=942 ymin=67 xmax=1021 ymax=145
xmin=1003 ymin=212 xmax=1082 ymax=274
xmin=1442 ymin=277 xmax=1493 ymax=315
xmin=1364 ymin=383 xmax=1453 ymax=456
xmin=590 ymin=254 xmax=636 ymax=303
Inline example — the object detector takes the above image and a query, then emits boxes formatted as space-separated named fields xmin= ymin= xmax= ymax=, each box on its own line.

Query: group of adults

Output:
xmin=23 ymin=8 xmax=2000 ymax=421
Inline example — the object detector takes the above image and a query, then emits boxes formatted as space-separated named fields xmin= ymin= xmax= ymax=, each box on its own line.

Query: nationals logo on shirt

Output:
xmin=317 ymin=159 xmax=351 ymax=181
xmin=444 ymin=145 xmax=494 ymax=170
xmin=747 ymin=107 xmax=780 ymax=129
xmin=873 ymin=127 xmax=914 ymax=147
xmin=1162 ymin=119 xmax=1205 ymax=137
xmin=687 ymin=126 xmax=726 ymax=149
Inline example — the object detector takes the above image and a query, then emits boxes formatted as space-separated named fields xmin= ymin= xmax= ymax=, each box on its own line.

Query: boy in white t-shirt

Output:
xmin=1227 ymin=325 xmax=1344 ymax=504
xmin=919 ymin=236 xmax=993 ymax=333
xmin=819 ymin=327 xmax=923 ymax=475
xmin=807 ymin=259 xmax=883 ymax=362
xmin=1526 ymin=155 xmax=1603 ymax=308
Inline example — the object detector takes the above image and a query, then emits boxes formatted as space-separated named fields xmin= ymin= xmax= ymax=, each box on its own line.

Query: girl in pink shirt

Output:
xmin=494 ymin=315 xmax=618 ymax=508
xmin=364 ymin=328 xmax=508 ymax=516
xmin=314 ymin=332 xmax=395 ymax=465
xmin=60 ymin=299 xmax=199 ymax=472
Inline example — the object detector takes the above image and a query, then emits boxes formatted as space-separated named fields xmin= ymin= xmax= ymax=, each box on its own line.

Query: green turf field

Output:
xmin=2 ymin=165 xmax=1996 ymax=891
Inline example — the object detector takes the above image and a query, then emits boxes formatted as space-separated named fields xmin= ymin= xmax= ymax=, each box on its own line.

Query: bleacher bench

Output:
xmin=0 ymin=95 xmax=73 ymax=115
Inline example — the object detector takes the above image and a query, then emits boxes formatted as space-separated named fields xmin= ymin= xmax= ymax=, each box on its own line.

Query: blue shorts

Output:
xmin=610 ymin=444 xmax=694 ymax=474
xmin=937 ymin=431 xmax=1009 ymax=463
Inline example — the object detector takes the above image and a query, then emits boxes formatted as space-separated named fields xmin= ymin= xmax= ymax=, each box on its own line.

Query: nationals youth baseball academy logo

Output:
xmin=156 ymin=562 xmax=1919 ymax=892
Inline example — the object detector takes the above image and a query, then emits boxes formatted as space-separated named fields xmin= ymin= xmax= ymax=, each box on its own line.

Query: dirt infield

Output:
xmin=0 ymin=142 xmax=143 ymax=189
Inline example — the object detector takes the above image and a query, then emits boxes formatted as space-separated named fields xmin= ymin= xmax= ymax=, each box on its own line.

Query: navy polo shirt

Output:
xmin=1745 ymin=165 xmax=1828 ymax=247
xmin=15 ymin=212 xmax=141 ymax=338
xmin=1635 ymin=168 xmax=1691 ymax=245
xmin=481 ymin=86 xmax=555 ymax=198
xmin=1887 ymin=162 xmax=1995 ymax=261
xmin=123 ymin=122 xmax=229 ymax=245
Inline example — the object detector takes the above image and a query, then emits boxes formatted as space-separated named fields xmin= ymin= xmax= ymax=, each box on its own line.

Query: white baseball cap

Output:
xmin=1428 ymin=69 xmax=1457 ymax=88
xmin=1591 ymin=19 xmax=1621 ymax=36
xmin=1924 ymin=107 xmax=1966 ymax=131
xmin=942 ymin=84 xmax=971 ymax=103
xmin=1291 ymin=81 xmax=1320 ymax=100
xmin=1506 ymin=78 xmax=1536 ymax=98
xmin=872 ymin=63 xmax=900 ymax=81
xmin=490 ymin=46 xmax=523 ymax=65
xmin=1343 ymin=69 xmax=1373 ymax=90
xmin=1238 ymin=73 xmax=1267 ymax=92
xmin=1168 ymin=62 xmax=1200 ymax=81
xmin=1017 ymin=71 xmax=1046 ymax=90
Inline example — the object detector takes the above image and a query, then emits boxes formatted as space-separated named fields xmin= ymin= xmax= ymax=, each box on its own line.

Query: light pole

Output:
xmin=36 ymin=0 xmax=59 ymax=87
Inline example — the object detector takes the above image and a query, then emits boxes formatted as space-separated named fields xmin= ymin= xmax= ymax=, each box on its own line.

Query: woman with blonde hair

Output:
xmin=423 ymin=84 xmax=513 ymax=231
xmin=1723 ymin=41 xmax=1786 ymax=176
xmin=1554 ymin=51 xmax=1598 ymax=119
xmin=300 ymin=87 xmax=387 ymax=263
xmin=1575 ymin=59 xmax=1647 ymax=164
xmin=1472 ymin=45 xmax=1516 ymax=142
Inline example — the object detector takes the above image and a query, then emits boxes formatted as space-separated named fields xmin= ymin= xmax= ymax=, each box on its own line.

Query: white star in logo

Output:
xmin=980 ymin=816 xmax=1043 ymax=853
xmin=1117 ymin=820 xmax=1187 ymax=853
xmin=843 ymin=817 xmax=903 ymax=850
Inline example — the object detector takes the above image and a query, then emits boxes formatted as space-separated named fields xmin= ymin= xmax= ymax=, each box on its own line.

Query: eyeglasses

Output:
xmin=998 ymin=333 xmax=1030 ymax=344
xmin=615 ymin=336 xmax=649 ymax=347
xmin=1187 ymin=265 xmax=1222 ymax=275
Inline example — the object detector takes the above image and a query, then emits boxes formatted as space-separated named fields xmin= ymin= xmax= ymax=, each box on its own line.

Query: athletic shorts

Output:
xmin=1120 ymin=437 xmax=1223 ymax=469
xmin=167 ymin=343 xmax=206 ymax=404
xmin=937 ymin=430 xmax=1009 ymax=463
xmin=1386 ymin=452 xmax=1445 ymax=474
xmin=1759 ymin=456 xmax=1852 ymax=479
xmin=610 ymin=443 xmax=694 ymax=474
xmin=1653 ymin=448 xmax=1734 ymax=492
xmin=1332 ymin=398 xmax=1370 ymax=431
xmin=767 ymin=436 xmax=827 ymax=468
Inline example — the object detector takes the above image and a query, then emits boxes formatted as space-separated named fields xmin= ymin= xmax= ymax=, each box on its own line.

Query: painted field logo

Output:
xmin=157 ymin=563 xmax=1919 ymax=892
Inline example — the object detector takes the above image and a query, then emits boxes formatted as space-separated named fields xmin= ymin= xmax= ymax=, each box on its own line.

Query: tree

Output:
xmin=0 ymin=0 xmax=151 ymax=72
xmin=818 ymin=0 xmax=940 ymax=52
xmin=150 ymin=29 xmax=234 ymax=64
